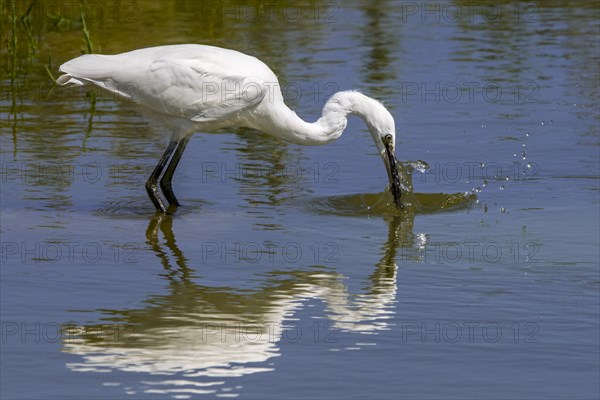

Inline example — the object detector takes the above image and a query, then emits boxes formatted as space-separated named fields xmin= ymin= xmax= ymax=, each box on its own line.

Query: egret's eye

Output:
xmin=384 ymin=134 xmax=393 ymax=144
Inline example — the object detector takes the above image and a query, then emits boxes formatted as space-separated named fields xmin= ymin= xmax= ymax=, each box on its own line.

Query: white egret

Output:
xmin=57 ymin=44 xmax=402 ymax=213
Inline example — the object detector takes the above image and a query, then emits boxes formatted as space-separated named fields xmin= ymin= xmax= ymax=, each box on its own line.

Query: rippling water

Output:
xmin=1 ymin=1 xmax=599 ymax=399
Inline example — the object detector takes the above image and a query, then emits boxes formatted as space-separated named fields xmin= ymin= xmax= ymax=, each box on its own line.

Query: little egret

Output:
xmin=57 ymin=44 xmax=402 ymax=213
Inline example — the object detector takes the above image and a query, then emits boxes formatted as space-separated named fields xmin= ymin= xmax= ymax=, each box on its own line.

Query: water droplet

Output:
xmin=522 ymin=143 xmax=526 ymax=147
xmin=513 ymin=153 xmax=517 ymax=157
xmin=526 ymin=163 xmax=532 ymax=169
xmin=481 ymin=124 xmax=487 ymax=128
xmin=499 ymin=185 xmax=505 ymax=190
xmin=500 ymin=207 xmax=508 ymax=213
xmin=525 ymin=132 xmax=530 ymax=137
xmin=521 ymin=150 xmax=527 ymax=159
xmin=479 ymin=162 xmax=485 ymax=168
xmin=482 ymin=179 xmax=488 ymax=187
xmin=411 ymin=160 xmax=430 ymax=173
xmin=541 ymin=121 xmax=545 ymax=125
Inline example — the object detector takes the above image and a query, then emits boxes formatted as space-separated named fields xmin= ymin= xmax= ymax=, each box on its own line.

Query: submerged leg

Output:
xmin=160 ymin=136 xmax=191 ymax=207
xmin=146 ymin=139 xmax=178 ymax=213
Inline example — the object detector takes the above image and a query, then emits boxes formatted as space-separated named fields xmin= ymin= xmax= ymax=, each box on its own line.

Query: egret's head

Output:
xmin=364 ymin=103 xmax=402 ymax=209
xmin=324 ymin=91 xmax=403 ymax=209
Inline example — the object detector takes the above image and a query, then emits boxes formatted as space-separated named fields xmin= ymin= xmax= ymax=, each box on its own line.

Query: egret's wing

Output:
xmin=146 ymin=58 xmax=266 ymax=122
xmin=58 ymin=51 xmax=267 ymax=122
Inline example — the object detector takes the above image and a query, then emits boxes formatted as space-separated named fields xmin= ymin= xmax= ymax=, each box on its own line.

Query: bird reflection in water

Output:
xmin=62 ymin=214 xmax=410 ymax=398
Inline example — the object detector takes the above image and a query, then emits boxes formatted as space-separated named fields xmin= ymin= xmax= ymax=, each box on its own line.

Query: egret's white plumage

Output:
xmin=58 ymin=44 xmax=402 ymax=213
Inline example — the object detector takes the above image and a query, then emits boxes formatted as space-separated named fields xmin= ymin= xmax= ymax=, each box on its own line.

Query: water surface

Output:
xmin=1 ymin=1 xmax=599 ymax=399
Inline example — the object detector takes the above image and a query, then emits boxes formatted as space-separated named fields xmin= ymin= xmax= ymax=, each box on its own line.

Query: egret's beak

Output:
xmin=383 ymin=137 xmax=403 ymax=209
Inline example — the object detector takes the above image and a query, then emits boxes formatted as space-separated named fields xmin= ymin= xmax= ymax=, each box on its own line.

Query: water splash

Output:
xmin=396 ymin=159 xmax=430 ymax=193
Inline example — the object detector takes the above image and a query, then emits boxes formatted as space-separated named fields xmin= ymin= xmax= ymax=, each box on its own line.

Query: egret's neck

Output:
xmin=247 ymin=90 xmax=386 ymax=145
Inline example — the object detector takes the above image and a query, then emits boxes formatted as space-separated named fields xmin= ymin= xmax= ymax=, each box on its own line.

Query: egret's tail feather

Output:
xmin=57 ymin=54 xmax=135 ymax=100
xmin=57 ymin=54 xmax=107 ymax=87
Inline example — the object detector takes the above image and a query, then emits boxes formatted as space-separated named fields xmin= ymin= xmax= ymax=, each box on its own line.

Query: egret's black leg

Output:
xmin=160 ymin=136 xmax=191 ymax=207
xmin=146 ymin=139 xmax=178 ymax=213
